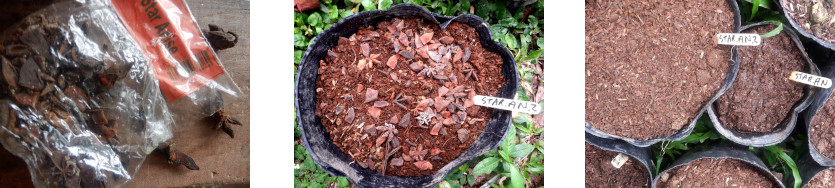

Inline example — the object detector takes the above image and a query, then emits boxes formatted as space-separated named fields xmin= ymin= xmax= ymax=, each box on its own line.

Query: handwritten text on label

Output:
xmin=473 ymin=95 xmax=542 ymax=114
xmin=789 ymin=71 xmax=832 ymax=88
xmin=611 ymin=153 xmax=629 ymax=169
xmin=717 ymin=33 xmax=761 ymax=46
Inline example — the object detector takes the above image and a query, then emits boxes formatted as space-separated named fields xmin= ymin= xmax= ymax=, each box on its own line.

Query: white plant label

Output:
xmin=611 ymin=153 xmax=629 ymax=169
xmin=717 ymin=33 xmax=761 ymax=46
xmin=473 ymin=95 xmax=542 ymax=114
xmin=790 ymin=71 xmax=832 ymax=88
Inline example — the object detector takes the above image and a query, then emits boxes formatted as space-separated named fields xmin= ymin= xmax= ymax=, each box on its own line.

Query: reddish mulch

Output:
xmin=315 ymin=17 xmax=504 ymax=176
xmin=585 ymin=0 xmax=735 ymax=140
xmin=808 ymin=169 xmax=835 ymax=187
xmin=656 ymin=158 xmax=777 ymax=188
xmin=714 ymin=24 xmax=806 ymax=133
xmin=782 ymin=0 xmax=835 ymax=43
xmin=585 ymin=143 xmax=649 ymax=188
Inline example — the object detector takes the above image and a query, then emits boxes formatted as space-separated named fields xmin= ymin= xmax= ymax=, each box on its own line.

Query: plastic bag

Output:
xmin=109 ymin=0 xmax=242 ymax=121
xmin=0 ymin=0 xmax=241 ymax=186
xmin=0 ymin=1 xmax=173 ymax=187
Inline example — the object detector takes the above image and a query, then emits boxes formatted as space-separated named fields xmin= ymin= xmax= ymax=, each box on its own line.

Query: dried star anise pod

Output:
xmin=156 ymin=142 xmax=199 ymax=170
xmin=202 ymin=24 xmax=238 ymax=51
xmin=210 ymin=108 xmax=242 ymax=138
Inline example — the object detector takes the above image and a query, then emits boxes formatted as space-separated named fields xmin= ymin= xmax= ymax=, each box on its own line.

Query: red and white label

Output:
xmin=110 ymin=0 xmax=226 ymax=102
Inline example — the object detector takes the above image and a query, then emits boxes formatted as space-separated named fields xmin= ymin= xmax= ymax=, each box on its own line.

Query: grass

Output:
xmin=293 ymin=0 xmax=544 ymax=187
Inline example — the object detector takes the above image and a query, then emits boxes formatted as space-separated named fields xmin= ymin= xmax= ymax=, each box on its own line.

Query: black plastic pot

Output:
xmin=706 ymin=22 xmax=819 ymax=147
xmin=652 ymin=143 xmax=785 ymax=188
xmin=802 ymin=61 xmax=835 ymax=166
xmin=775 ymin=0 xmax=835 ymax=51
xmin=791 ymin=152 xmax=835 ymax=187
xmin=294 ymin=4 xmax=518 ymax=188
xmin=585 ymin=132 xmax=654 ymax=186
xmin=585 ymin=0 xmax=742 ymax=147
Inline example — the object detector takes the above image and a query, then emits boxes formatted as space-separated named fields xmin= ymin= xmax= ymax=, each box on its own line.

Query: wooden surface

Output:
xmin=0 ymin=0 xmax=251 ymax=187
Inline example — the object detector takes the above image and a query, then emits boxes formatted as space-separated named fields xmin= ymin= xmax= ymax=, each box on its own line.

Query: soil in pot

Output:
xmin=808 ymin=169 xmax=835 ymax=187
xmin=714 ymin=24 xmax=806 ymax=133
xmin=585 ymin=0 xmax=736 ymax=140
xmin=656 ymin=158 xmax=777 ymax=188
xmin=810 ymin=93 xmax=835 ymax=159
xmin=781 ymin=0 xmax=835 ymax=43
xmin=585 ymin=143 xmax=649 ymax=188
xmin=314 ymin=17 xmax=504 ymax=176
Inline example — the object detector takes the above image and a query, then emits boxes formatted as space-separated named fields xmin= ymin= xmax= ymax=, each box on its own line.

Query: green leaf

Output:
xmin=745 ymin=0 xmax=772 ymax=9
xmin=468 ymin=175 xmax=475 ymax=186
xmin=294 ymin=34 xmax=307 ymax=48
xmin=522 ymin=49 xmax=543 ymax=62
xmin=362 ymin=0 xmax=376 ymax=11
xmin=308 ymin=12 xmax=322 ymax=27
xmin=499 ymin=17 xmax=518 ymax=27
xmin=438 ymin=181 xmax=451 ymax=188
xmin=760 ymin=23 xmax=783 ymax=38
xmin=503 ymin=33 xmax=518 ymax=50
xmin=475 ymin=0 xmax=493 ymax=19
xmin=473 ymin=157 xmax=501 ymax=175
xmin=511 ymin=144 xmax=535 ymax=158
xmin=379 ymin=0 xmax=393 ymax=10
xmin=337 ymin=177 xmax=349 ymax=187
xmin=766 ymin=146 xmax=801 ymax=188
xmin=295 ymin=50 xmax=305 ymax=64
xmin=329 ymin=5 xmax=340 ymax=19
xmin=504 ymin=162 xmax=525 ymax=188
xmin=341 ymin=9 xmax=354 ymax=18
xmin=749 ymin=0 xmax=760 ymax=21
xmin=536 ymin=38 xmax=544 ymax=49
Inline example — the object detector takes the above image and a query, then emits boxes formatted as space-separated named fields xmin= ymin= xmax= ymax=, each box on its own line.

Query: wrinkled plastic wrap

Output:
xmin=0 ymin=1 xmax=174 ymax=187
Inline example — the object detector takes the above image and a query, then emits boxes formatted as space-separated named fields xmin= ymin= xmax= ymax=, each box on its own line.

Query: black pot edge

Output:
xmin=774 ymin=0 xmax=835 ymax=51
xmin=585 ymin=132 xmax=655 ymax=187
xmin=707 ymin=21 xmax=821 ymax=147
xmin=650 ymin=144 xmax=785 ymax=188
xmin=293 ymin=3 xmax=519 ymax=188
xmin=584 ymin=0 xmax=742 ymax=147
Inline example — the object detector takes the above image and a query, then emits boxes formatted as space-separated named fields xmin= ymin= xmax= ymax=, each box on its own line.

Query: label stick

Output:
xmin=717 ymin=33 xmax=761 ymax=46
xmin=472 ymin=95 xmax=542 ymax=114
xmin=611 ymin=153 xmax=629 ymax=169
xmin=789 ymin=71 xmax=831 ymax=88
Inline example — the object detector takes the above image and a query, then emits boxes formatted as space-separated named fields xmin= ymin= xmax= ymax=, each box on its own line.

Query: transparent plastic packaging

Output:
xmin=0 ymin=0 xmax=244 ymax=186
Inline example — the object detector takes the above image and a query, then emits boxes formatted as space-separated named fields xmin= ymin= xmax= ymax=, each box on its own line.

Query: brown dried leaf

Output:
xmin=389 ymin=72 xmax=399 ymax=82
xmin=443 ymin=118 xmax=455 ymax=126
xmin=457 ymin=129 xmax=469 ymax=143
xmin=345 ymin=108 xmax=356 ymax=124
xmin=433 ymin=97 xmax=451 ymax=111
xmin=414 ymin=36 xmax=423 ymax=48
xmin=441 ymin=51 xmax=451 ymax=64
xmin=1 ymin=57 xmax=17 ymax=89
xmin=390 ymin=157 xmax=403 ymax=167
xmin=368 ymin=107 xmax=382 ymax=119
xmin=414 ymin=160 xmax=433 ymax=170
xmin=357 ymin=59 xmax=367 ymax=71
xmin=430 ymin=148 xmax=441 ymax=156
xmin=386 ymin=55 xmax=399 ymax=69
xmin=399 ymin=33 xmax=409 ymax=46
xmin=361 ymin=43 xmax=370 ymax=58
xmin=327 ymin=50 xmax=339 ymax=61
xmin=438 ymin=86 xmax=450 ymax=97
xmin=462 ymin=48 xmax=472 ymax=63
xmin=415 ymin=98 xmax=433 ymax=111
xmin=403 ymin=154 xmax=413 ymax=162
xmin=417 ymin=46 xmax=430 ymax=59
xmin=398 ymin=113 xmax=411 ymax=127
xmin=387 ymin=25 xmax=397 ymax=34
xmin=374 ymin=101 xmax=390 ymax=108
xmin=428 ymin=50 xmax=442 ymax=63
xmin=399 ymin=50 xmax=414 ymax=59
xmin=365 ymin=125 xmax=378 ymax=136
xmin=364 ymin=89 xmax=379 ymax=103
xmin=393 ymin=39 xmax=401 ymax=52
xmin=439 ymin=36 xmax=454 ymax=44
xmin=409 ymin=61 xmax=425 ymax=72
xmin=430 ymin=122 xmax=442 ymax=135
xmin=420 ymin=33 xmax=433 ymax=45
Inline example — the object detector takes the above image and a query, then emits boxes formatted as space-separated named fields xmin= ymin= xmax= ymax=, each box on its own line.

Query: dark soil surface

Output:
xmin=808 ymin=169 xmax=835 ymax=187
xmin=810 ymin=90 xmax=835 ymax=159
xmin=585 ymin=143 xmax=649 ymax=188
xmin=585 ymin=0 xmax=735 ymax=140
xmin=315 ymin=17 xmax=504 ymax=176
xmin=714 ymin=24 xmax=806 ymax=133
xmin=656 ymin=158 xmax=777 ymax=188
xmin=782 ymin=0 xmax=835 ymax=43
